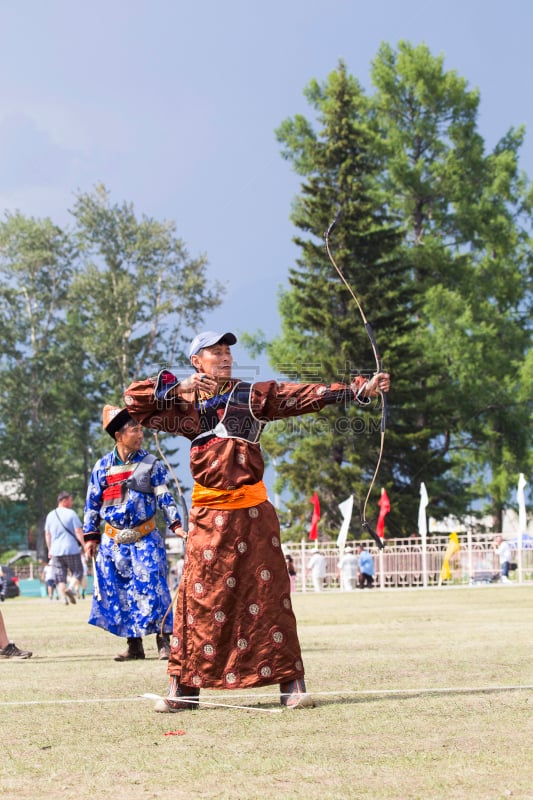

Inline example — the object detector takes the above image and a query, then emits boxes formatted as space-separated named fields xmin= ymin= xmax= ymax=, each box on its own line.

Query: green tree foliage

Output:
xmin=371 ymin=42 xmax=532 ymax=529
xmin=269 ymin=45 xmax=531 ymax=539
xmin=0 ymin=188 xmax=223 ymax=552
xmin=70 ymin=184 xmax=222 ymax=393
xmin=0 ymin=213 xmax=80 ymax=553
xmin=271 ymin=62 xmax=436 ymax=539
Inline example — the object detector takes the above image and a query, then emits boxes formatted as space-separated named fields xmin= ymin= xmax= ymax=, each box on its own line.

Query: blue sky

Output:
xmin=1 ymin=1 xmax=531 ymax=509
xmin=1 ymin=0 xmax=531 ymax=368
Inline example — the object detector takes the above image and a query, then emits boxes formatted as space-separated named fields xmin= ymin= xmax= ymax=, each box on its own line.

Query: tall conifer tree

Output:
xmin=271 ymin=62 xmax=447 ymax=537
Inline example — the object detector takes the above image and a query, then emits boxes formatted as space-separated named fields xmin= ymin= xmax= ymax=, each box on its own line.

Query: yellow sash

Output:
xmin=191 ymin=480 xmax=268 ymax=509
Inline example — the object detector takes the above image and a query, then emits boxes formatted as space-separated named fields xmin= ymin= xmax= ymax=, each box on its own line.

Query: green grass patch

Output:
xmin=1 ymin=586 xmax=532 ymax=800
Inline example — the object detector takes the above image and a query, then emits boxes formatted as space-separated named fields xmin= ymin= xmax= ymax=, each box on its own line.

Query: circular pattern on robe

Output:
xmin=211 ymin=458 xmax=220 ymax=468
xmin=270 ymin=626 xmax=285 ymax=648
xmin=191 ymin=674 xmax=202 ymax=687
xmin=248 ymin=507 xmax=259 ymax=518
xmin=193 ymin=580 xmax=205 ymax=596
xmin=186 ymin=613 xmax=195 ymax=627
xmin=316 ymin=386 xmax=327 ymax=396
xmin=256 ymin=564 xmax=273 ymax=583
xmin=294 ymin=659 xmax=303 ymax=672
xmin=280 ymin=593 xmax=292 ymax=612
xmin=171 ymin=635 xmax=180 ymax=648
xmin=224 ymin=671 xmax=240 ymax=687
xmin=248 ymin=602 xmax=261 ymax=617
xmin=214 ymin=514 xmax=225 ymax=528
xmin=224 ymin=572 xmax=238 ymax=589
xmin=235 ymin=538 xmax=248 ymax=556
xmin=236 ymin=453 xmax=245 ymax=464
xmin=202 ymin=641 xmax=216 ymax=660
xmin=270 ymin=536 xmax=280 ymax=549
xmin=236 ymin=637 xmax=248 ymax=651
xmin=257 ymin=661 xmax=273 ymax=680
xmin=285 ymin=397 xmax=297 ymax=407
xmin=203 ymin=546 xmax=217 ymax=563
xmin=212 ymin=607 xmax=227 ymax=625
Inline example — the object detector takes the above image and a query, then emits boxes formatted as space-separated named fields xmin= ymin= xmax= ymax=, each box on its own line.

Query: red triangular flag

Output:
xmin=376 ymin=488 xmax=391 ymax=538
xmin=309 ymin=492 xmax=320 ymax=541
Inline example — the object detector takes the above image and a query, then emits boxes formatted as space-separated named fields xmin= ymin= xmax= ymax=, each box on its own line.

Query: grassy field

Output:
xmin=1 ymin=586 xmax=532 ymax=800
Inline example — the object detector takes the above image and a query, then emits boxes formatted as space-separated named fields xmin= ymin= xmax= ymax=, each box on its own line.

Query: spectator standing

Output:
xmin=69 ymin=553 xmax=88 ymax=599
xmin=44 ymin=491 xmax=85 ymax=605
xmin=338 ymin=547 xmax=358 ymax=591
xmin=308 ymin=549 xmax=326 ymax=592
xmin=285 ymin=553 xmax=297 ymax=592
xmin=493 ymin=535 xmax=512 ymax=584
xmin=357 ymin=545 xmax=375 ymax=588
xmin=41 ymin=559 xmax=58 ymax=600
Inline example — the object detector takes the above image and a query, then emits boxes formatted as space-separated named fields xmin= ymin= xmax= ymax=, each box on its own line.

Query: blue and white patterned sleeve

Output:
xmin=83 ymin=458 xmax=107 ymax=541
xmin=150 ymin=459 xmax=181 ymax=529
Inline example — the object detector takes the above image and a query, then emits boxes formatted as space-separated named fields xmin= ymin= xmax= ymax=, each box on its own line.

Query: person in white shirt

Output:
xmin=338 ymin=548 xmax=358 ymax=591
xmin=308 ymin=549 xmax=326 ymax=592
xmin=493 ymin=535 xmax=512 ymax=583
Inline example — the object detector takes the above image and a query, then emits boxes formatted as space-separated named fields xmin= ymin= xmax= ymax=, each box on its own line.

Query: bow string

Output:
xmin=325 ymin=210 xmax=387 ymax=549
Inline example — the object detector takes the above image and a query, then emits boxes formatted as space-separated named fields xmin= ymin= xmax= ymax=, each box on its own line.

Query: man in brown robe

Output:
xmin=124 ymin=331 xmax=390 ymax=712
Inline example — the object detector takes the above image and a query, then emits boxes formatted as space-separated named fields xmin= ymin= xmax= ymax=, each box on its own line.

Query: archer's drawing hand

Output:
xmin=178 ymin=372 xmax=218 ymax=395
xmin=361 ymin=372 xmax=390 ymax=398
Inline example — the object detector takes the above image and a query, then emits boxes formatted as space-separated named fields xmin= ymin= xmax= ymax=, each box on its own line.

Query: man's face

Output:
xmin=192 ymin=343 xmax=233 ymax=379
xmin=116 ymin=421 xmax=144 ymax=450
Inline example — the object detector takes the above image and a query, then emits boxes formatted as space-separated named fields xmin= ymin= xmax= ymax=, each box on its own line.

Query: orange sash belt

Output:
xmin=191 ymin=480 xmax=268 ymax=509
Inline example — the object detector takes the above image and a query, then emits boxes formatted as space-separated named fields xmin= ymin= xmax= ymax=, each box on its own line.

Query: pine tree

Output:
xmin=371 ymin=41 xmax=532 ymax=528
xmin=271 ymin=62 xmax=448 ymax=538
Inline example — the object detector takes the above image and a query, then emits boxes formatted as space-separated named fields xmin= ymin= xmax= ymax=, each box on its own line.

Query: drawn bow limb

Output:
xmin=325 ymin=210 xmax=386 ymax=550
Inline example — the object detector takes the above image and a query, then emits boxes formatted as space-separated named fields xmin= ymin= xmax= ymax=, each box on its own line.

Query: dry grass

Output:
xmin=1 ymin=586 xmax=532 ymax=800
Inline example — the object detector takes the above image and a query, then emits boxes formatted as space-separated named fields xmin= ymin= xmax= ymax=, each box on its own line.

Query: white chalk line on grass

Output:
xmin=0 ymin=684 xmax=531 ymax=709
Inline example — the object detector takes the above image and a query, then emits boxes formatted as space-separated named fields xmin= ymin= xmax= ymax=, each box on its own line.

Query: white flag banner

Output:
xmin=336 ymin=495 xmax=354 ymax=550
xmin=418 ymin=482 xmax=429 ymax=538
xmin=517 ymin=473 xmax=527 ymax=539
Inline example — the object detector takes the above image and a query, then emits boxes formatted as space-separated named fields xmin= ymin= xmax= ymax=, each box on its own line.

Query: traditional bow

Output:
xmin=153 ymin=432 xmax=189 ymax=536
xmin=325 ymin=210 xmax=387 ymax=549
xmin=153 ymin=431 xmax=188 ymax=636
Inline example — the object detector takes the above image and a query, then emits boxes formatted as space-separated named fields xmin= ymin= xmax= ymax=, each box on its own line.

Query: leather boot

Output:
xmin=156 ymin=633 xmax=171 ymax=660
xmin=114 ymin=637 xmax=145 ymax=661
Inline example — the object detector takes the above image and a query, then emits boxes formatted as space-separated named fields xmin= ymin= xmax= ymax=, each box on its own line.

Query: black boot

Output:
xmin=156 ymin=633 xmax=171 ymax=660
xmin=114 ymin=637 xmax=145 ymax=662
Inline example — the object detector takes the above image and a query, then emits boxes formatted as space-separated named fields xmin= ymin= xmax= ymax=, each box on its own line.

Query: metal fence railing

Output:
xmin=9 ymin=533 xmax=532 ymax=594
xmin=284 ymin=534 xmax=533 ymax=592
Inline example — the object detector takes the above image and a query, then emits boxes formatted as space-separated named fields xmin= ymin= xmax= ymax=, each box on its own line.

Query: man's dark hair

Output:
xmin=57 ymin=491 xmax=72 ymax=504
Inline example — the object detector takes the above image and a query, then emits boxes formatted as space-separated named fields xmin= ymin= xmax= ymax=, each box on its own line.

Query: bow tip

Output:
xmin=362 ymin=521 xmax=385 ymax=550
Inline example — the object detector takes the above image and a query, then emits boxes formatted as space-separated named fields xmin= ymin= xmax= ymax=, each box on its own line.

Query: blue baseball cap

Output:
xmin=188 ymin=330 xmax=237 ymax=359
